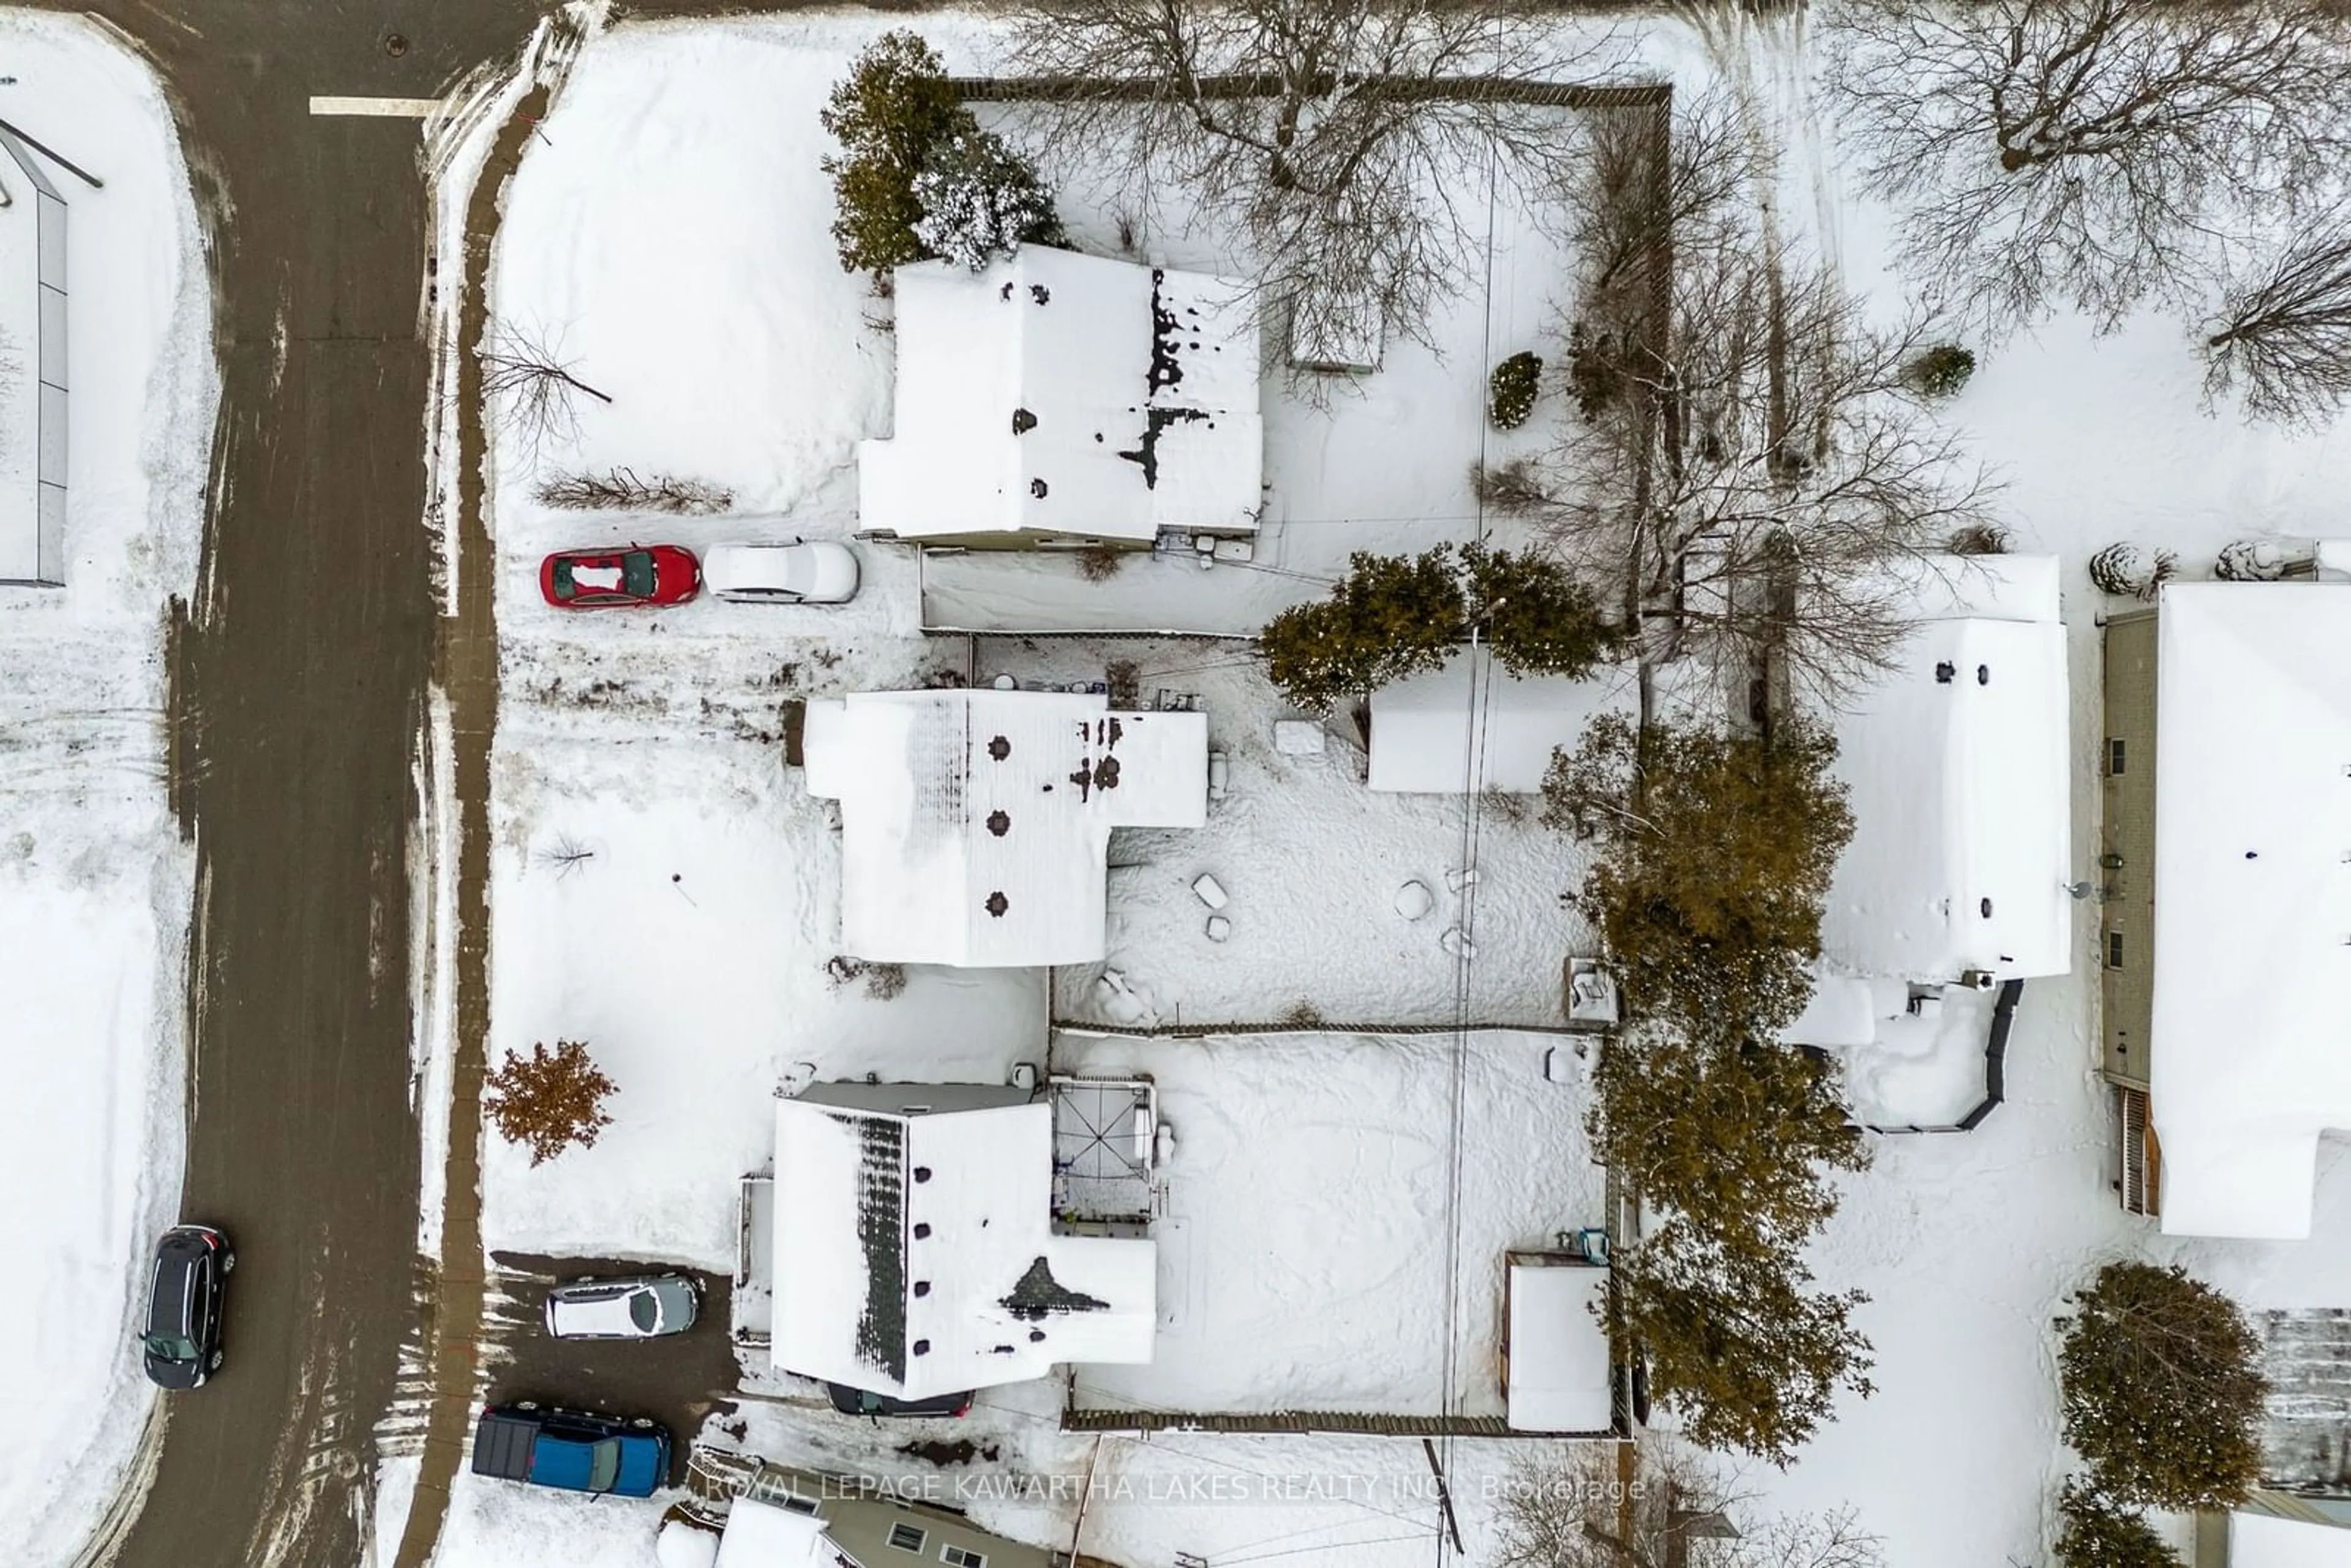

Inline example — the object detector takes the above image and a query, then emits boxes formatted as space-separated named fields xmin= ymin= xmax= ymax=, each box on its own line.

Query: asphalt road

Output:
xmin=94 ymin=6 xmax=532 ymax=1565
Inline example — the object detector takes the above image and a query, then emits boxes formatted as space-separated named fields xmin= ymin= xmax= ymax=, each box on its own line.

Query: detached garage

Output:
xmin=1501 ymin=1250 xmax=1619 ymax=1436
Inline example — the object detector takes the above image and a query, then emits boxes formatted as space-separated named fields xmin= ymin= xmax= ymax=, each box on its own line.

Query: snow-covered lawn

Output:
xmin=1059 ymin=1029 xmax=1606 ymax=1420
xmin=0 ymin=13 xmax=213 ymax=1564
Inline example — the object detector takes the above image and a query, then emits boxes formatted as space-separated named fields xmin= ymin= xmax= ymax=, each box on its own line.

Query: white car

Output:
xmin=702 ymin=540 xmax=861 ymax=604
xmin=543 ymin=1274 xmax=700 ymax=1340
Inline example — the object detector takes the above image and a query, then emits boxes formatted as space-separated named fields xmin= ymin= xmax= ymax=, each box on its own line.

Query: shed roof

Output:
xmin=714 ymin=1499 xmax=844 ymax=1568
xmin=1819 ymin=555 xmax=2070 ymax=983
xmin=804 ymin=689 xmax=1207 ymax=967
xmin=2150 ymin=583 xmax=2351 ymax=1239
xmin=770 ymin=1095 xmax=1156 ymax=1399
xmin=859 ymin=247 xmax=1262 ymax=542
xmin=1368 ymin=649 xmax=1637 ymax=794
xmin=2229 ymin=1513 xmax=2351 ymax=1568
xmin=1504 ymin=1256 xmax=1613 ymax=1433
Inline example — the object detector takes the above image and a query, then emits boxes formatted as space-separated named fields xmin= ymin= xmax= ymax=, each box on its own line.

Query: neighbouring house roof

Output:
xmin=770 ymin=1095 xmax=1156 ymax=1400
xmin=803 ymin=688 xmax=1207 ymax=967
xmin=1818 ymin=555 xmax=2071 ymax=983
xmin=1504 ymin=1256 xmax=1613 ymax=1433
xmin=0 ymin=124 xmax=66 ymax=587
xmin=2151 ymin=583 xmax=2351 ymax=1240
xmin=1367 ymin=649 xmax=1637 ymax=794
xmin=2230 ymin=1512 xmax=2351 ymax=1567
xmin=714 ymin=1499 xmax=849 ymax=1568
xmin=858 ymin=246 xmax=1262 ymax=543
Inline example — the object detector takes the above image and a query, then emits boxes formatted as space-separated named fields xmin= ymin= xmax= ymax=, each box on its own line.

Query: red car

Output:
xmin=539 ymin=545 xmax=700 ymax=608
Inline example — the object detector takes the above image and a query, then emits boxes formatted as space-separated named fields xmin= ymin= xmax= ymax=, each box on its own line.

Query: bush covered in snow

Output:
xmin=484 ymin=1039 xmax=617 ymax=1166
xmin=912 ymin=128 xmax=1065 ymax=271
xmin=1488 ymin=349 xmax=1543 ymax=429
xmin=820 ymin=31 xmax=970 ymax=279
xmin=1259 ymin=544 xmax=1616 ymax=712
xmin=2059 ymin=1261 xmax=2267 ymax=1510
xmin=2052 ymin=1483 xmax=2179 ymax=1568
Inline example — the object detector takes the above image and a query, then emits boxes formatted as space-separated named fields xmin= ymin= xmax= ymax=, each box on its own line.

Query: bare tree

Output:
xmin=1826 ymin=0 xmax=2351 ymax=334
xmin=1542 ymin=234 xmax=2001 ymax=707
xmin=483 ymin=321 xmax=612 ymax=454
xmin=536 ymin=468 xmax=734 ymax=514
xmin=2203 ymin=222 xmax=2351 ymax=426
xmin=484 ymin=1039 xmax=617 ymax=1166
xmin=1494 ymin=1437 xmax=1884 ymax=1568
xmin=1008 ymin=0 xmax=1621 ymax=356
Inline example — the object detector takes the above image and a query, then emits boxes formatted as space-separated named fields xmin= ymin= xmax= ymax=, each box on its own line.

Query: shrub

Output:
xmin=1907 ymin=343 xmax=1976 ymax=398
xmin=1075 ymin=542 xmax=1126 ymax=582
xmin=1543 ymin=714 xmax=1856 ymax=1035
xmin=1464 ymin=543 xmax=1618 ymax=678
xmin=1489 ymin=350 xmax=1544 ymax=429
xmin=912 ymin=127 xmax=1065 ymax=271
xmin=1470 ymin=457 xmax=1554 ymax=517
xmin=2053 ymin=1483 xmax=2180 ymax=1568
xmin=1945 ymin=522 xmax=2010 ymax=556
xmin=2059 ymin=1261 xmax=2267 ymax=1510
xmin=1565 ymin=320 xmax=1627 ymax=422
xmin=1259 ymin=547 xmax=1468 ymax=713
xmin=536 ymin=468 xmax=733 ymax=514
xmin=821 ymin=32 xmax=973 ymax=279
xmin=484 ymin=1040 xmax=617 ymax=1166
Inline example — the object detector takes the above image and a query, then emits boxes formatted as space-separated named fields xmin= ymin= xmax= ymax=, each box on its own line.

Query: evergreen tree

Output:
xmin=1463 ymin=542 xmax=1619 ymax=680
xmin=1258 ymin=547 xmax=1468 ymax=713
xmin=1615 ymin=1220 xmax=1875 ymax=1466
xmin=2060 ymin=1262 xmax=2268 ymax=1510
xmin=821 ymin=31 xmax=974 ymax=279
xmin=912 ymin=127 xmax=1066 ymax=271
xmin=1590 ymin=1026 xmax=1867 ymax=1262
xmin=1543 ymin=713 xmax=1855 ymax=1034
xmin=2053 ymin=1482 xmax=2180 ymax=1568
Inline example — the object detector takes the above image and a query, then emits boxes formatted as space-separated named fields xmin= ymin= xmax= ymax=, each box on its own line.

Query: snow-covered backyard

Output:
xmin=405 ymin=7 xmax=2351 ymax=1568
xmin=1059 ymin=1029 xmax=1607 ymax=1421
xmin=0 ymin=13 xmax=212 ymax=1563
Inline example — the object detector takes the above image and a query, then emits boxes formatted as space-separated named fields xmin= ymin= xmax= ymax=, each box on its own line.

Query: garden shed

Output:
xmin=803 ymin=688 xmax=1209 ymax=967
xmin=1367 ymin=648 xmax=1635 ymax=794
xmin=0 ymin=124 xmax=67 ymax=587
xmin=860 ymin=246 xmax=1261 ymax=548
xmin=1501 ymin=1251 xmax=1616 ymax=1435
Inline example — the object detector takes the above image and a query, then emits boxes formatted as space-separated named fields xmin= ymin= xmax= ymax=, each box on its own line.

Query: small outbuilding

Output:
xmin=0 ymin=124 xmax=68 ymax=587
xmin=1501 ymin=1250 xmax=1618 ymax=1436
xmin=769 ymin=1084 xmax=1157 ymax=1402
xmin=859 ymin=246 xmax=1262 ymax=549
xmin=1367 ymin=649 xmax=1635 ymax=795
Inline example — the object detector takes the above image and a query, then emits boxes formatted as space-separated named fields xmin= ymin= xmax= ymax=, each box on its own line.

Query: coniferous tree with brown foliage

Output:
xmin=484 ymin=1039 xmax=618 ymax=1166
xmin=2059 ymin=1261 xmax=2267 ymax=1510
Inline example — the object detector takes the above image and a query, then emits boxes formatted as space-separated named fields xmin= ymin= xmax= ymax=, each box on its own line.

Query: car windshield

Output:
xmin=588 ymin=1439 xmax=622 ymax=1493
xmin=144 ymin=1333 xmax=197 ymax=1361
xmin=629 ymin=1292 xmax=660 ymax=1333
xmin=620 ymin=550 xmax=656 ymax=598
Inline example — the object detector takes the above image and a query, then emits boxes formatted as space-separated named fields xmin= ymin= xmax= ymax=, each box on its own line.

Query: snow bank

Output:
xmin=0 ymin=13 xmax=212 ymax=1563
xmin=427 ymin=1469 xmax=669 ymax=1568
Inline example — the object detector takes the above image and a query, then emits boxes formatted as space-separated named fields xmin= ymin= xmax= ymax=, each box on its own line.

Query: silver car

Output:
xmin=702 ymin=540 xmax=861 ymax=604
xmin=542 ymin=1274 xmax=700 ymax=1340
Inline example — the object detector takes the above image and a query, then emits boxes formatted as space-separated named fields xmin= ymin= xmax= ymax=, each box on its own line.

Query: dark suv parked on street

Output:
xmin=141 ymin=1225 xmax=233 ymax=1389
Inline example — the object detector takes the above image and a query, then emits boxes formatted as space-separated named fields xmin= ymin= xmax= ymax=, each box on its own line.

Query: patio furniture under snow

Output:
xmin=1367 ymin=649 xmax=1636 ymax=794
xmin=804 ymin=688 xmax=1208 ymax=967
xmin=858 ymin=246 xmax=1262 ymax=547
xmin=768 ymin=1085 xmax=1156 ymax=1401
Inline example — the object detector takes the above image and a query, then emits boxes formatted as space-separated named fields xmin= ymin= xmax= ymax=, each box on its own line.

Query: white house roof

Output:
xmin=1504 ymin=1258 xmax=1613 ymax=1433
xmin=1819 ymin=555 xmax=2071 ymax=983
xmin=2229 ymin=1513 xmax=2351 ymax=1568
xmin=859 ymin=247 xmax=1262 ymax=543
xmin=2151 ymin=584 xmax=2351 ymax=1239
xmin=714 ymin=1499 xmax=844 ymax=1568
xmin=1368 ymin=650 xmax=1637 ymax=794
xmin=770 ymin=1096 xmax=1156 ymax=1399
xmin=804 ymin=688 xmax=1207 ymax=967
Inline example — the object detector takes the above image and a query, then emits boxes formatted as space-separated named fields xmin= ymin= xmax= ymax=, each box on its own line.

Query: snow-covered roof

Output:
xmin=1819 ymin=555 xmax=2071 ymax=983
xmin=2229 ymin=1513 xmax=2351 ymax=1568
xmin=1504 ymin=1257 xmax=1613 ymax=1433
xmin=804 ymin=688 xmax=1207 ymax=967
xmin=770 ymin=1095 xmax=1156 ymax=1399
xmin=0 ymin=125 xmax=66 ymax=587
xmin=2151 ymin=584 xmax=2351 ymax=1239
xmin=1368 ymin=650 xmax=1637 ymax=794
xmin=714 ymin=1499 xmax=845 ymax=1568
xmin=860 ymin=247 xmax=1262 ymax=543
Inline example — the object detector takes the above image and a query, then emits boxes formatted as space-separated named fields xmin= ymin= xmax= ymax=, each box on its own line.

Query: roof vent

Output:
xmin=1029 ymin=1329 xmax=1046 ymax=1343
xmin=1029 ymin=284 xmax=1051 ymax=304
xmin=912 ymin=1223 xmax=932 ymax=1239
xmin=1979 ymin=898 xmax=1993 ymax=918
xmin=988 ymin=735 xmax=1011 ymax=761
xmin=1012 ymin=408 xmax=1037 ymax=435
xmin=1977 ymin=664 xmax=1990 ymax=685
xmin=986 ymin=809 xmax=1011 ymax=837
xmin=913 ymin=1280 xmax=931 ymax=1297
xmin=1935 ymin=662 xmax=1955 ymax=684
xmin=985 ymin=891 xmax=1010 ymax=918
xmin=912 ymin=1339 xmax=931 ymax=1356
xmin=999 ymin=282 xmax=1013 ymax=301
xmin=913 ymin=1166 xmax=932 ymax=1182
xmin=1030 ymin=478 xmax=1049 ymax=499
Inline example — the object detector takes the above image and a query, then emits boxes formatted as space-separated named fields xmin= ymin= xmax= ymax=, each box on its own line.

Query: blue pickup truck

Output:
xmin=470 ymin=1403 xmax=670 ymax=1497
